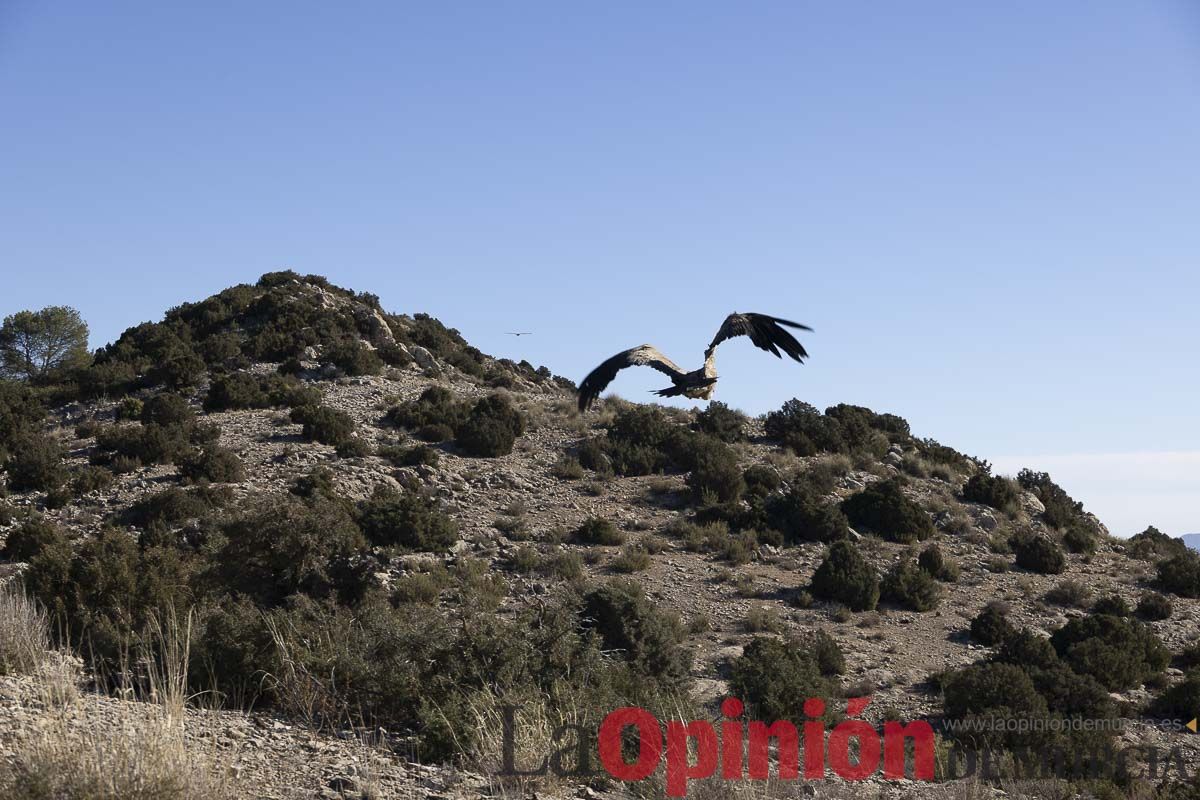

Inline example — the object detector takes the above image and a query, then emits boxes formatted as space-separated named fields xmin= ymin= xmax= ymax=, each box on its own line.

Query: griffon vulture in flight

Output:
xmin=577 ymin=312 xmax=811 ymax=411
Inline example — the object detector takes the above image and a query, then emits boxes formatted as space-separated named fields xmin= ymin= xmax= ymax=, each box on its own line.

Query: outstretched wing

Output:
xmin=577 ymin=345 xmax=687 ymax=411
xmin=706 ymin=312 xmax=811 ymax=361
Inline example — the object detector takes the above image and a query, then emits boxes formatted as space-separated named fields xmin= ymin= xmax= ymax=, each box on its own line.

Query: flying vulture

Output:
xmin=577 ymin=312 xmax=811 ymax=411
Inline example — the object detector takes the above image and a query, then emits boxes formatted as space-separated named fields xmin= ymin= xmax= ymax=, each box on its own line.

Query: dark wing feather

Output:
xmin=706 ymin=313 xmax=811 ymax=361
xmin=577 ymin=345 xmax=687 ymax=411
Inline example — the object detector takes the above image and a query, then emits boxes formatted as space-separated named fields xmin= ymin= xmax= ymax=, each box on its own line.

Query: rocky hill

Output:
xmin=1 ymin=273 xmax=1199 ymax=800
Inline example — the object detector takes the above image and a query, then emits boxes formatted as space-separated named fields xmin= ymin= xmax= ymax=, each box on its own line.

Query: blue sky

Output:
xmin=2 ymin=2 xmax=1198 ymax=535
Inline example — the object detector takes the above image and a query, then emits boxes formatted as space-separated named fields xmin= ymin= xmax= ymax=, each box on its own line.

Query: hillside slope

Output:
xmin=1 ymin=274 xmax=1198 ymax=799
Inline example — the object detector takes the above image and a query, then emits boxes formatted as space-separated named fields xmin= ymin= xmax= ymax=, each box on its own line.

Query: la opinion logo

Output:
xmin=597 ymin=697 xmax=934 ymax=796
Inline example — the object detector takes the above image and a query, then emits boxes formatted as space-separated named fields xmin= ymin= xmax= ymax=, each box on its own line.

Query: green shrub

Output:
xmin=1176 ymin=643 xmax=1200 ymax=671
xmin=1018 ymin=469 xmax=1088 ymax=530
xmin=1 ymin=518 xmax=68 ymax=562
xmin=123 ymin=485 xmax=233 ymax=529
xmin=322 ymin=338 xmax=383 ymax=376
xmin=139 ymin=392 xmax=195 ymax=427
xmin=356 ymin=487 xmax=458 ymax=553
xmin=742 ymin=465 xmax=781 ymax=499
xmin=179 ymin=446 xmax=245 ymax=483
xmin=611 ymin=545 xmax=652 ymax=573
xmin=212 ymin=494 xmax=370 ymax=607
xmin=290 ymin=404 xmax=355 ymax=447
xmin=826 ymin=403 xmax=910 ymax=442
xmin=538 ymin=551 xmax=584 ymax=582
xmin=1136 ymin=592 xmax=1172 ymax=621
xmin=807 ymin=630 xmax=845 ymax=676
xmin=1044 ymin=579 xmax=1091 ymax=608
xmin=1051 ymin=615 xmax=1170 ymax=691
xmin=810 ymin=540 xmax=879 ymax=612
xmin=881 ymin=559 xmax=941 ymax=611
xmin=766 ymin=485 xmax=850 ymax=544
xmin=575 ymin=516 xmax=624 ymax=546
xmin=683 ymin=435 xmax=744 ymax=503
xmin=456 ymin=394 xmax=525 ymax=457
xmin=21 ymin=526 xmax=193 ymax=670
xmin=942 ymin=663 xmax=1050 ymax=750
xmin=840 ymin=478 xmax=933 ymax=543
xmin=764 ymin=400 xmax=846 ymax=455
xmin=1014 ymin=534 xmax=1066 ymax=574
xmin=667 ymin=519 xmax=727 ymax=553
xmin=116 ymin=397 xmax=144 ymax=420
xmin=1151 ymin=672 xmax=1200 ymax=722
xmin=694 ymin=401 xmax=746 ymax=442
xmin=334 ymin=437 xmax=372 ymax=458
xmin=729 ymin=637 xmax=834 ymax=723
xmin=969 ymin=603 xmax=1015 ymax=646
xmin=0 ymin=380 xmax=45 ymax=444
xmin=92 ymin=410 xmax=213 ymax=466
xmin=1062 ymin=522 xmax=1098 ymax=554
xmin=68 ymin=465 xmax=113 ymax=496
xmin=717 ymin=530 xmax=759 ymax=565
xmin=204 ymin=372 xmax=320 ymax=411
xmin=993 ymin=629 xmax=1060 ymax=670
xmin=386 ymin=387 xmax=466 ymax=432
xmin=1156 ymin=550 xmax=1200 ymax=598
xmin=417 ymin=423 xmax=455 ymax=443
xmin=1025 ymin=661 xmax=1116 ymax=721
xmin=961 ymin=471 xmax=1020 ymax=514
xmin=3 ymin=431 xmax=65 ymax=491
xmin=1127 ymin=525 xmax=1188 ymax=562
xmin=1090 ymin=594 xmax=1130 ymax=617
xmin=917 ymin=543 xmax=958 ymax=581
xmin=380 ymin=444 xmax=440 ymax=468
xmin=580 ymin=579 xmax=692 ymax=686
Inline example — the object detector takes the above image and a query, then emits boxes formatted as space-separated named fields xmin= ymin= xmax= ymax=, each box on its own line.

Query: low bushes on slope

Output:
xmin=574 ymin=405 xmax=745 ymax=503
xmin=961 ymin=470 xmax=1020 ymax=515
xmin=387 ymin=388 xmax=526 ymax=457
xmin=356 ymin=486 xmax=458 ymax=553
xmin=1127 ymin=525 xmax=1188 ymax=562
xmin=810 ymin=540 xmax=879 ymax=611
xmin=179 ymin=446 xmax=245 ymax=484
xmin=940 ymin=626 xmax=1124 ymax=773
xmin=881 ymin=559 xmax=941 ymax=611
xmin=969 ymin=602 xmax=1015 ymax=646
xmin=917 ymin=543 xmax=959 ymax=581
xmin=1050 ymin=614 xmax=1169 ymax=691
xmin=840 ymin=478 xmax=933 ymax=543
xmin=289 ymin=404 xmax=355 ymax=447
xmin=729 ymin=636 xmax=836 ymax=723
xmin=766 ymin=484 xmax=850 ymax=544
xmin=204 ymin=372 xmax=320 ymax=412
xmin=693 ymin=401 xmax=747 ymax=442
xmin=1013 ymin=533 xmax=1066 ymax=574
xmin=1156 ymin=549 xmax=1200 ymax=598
xmin=3 ymin=430 xmax=65 ymax=492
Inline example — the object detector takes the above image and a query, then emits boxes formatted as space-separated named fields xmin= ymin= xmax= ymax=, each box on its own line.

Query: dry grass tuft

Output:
xmin=0 ymin=709 xmax=236 ymax=800
xmin=0 ymin=584 xmax=50 ymax=676
xmin=0 ymin=600 xmax=233 ymax=799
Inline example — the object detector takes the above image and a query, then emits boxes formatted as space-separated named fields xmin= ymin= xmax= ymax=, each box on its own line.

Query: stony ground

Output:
xmin=3 ymin=359 xmax=1200 ymax=798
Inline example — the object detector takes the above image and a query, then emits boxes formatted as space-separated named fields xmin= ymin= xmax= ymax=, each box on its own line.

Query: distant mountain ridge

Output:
xmin=1182 ymin=533 xmax=1200 ymax=551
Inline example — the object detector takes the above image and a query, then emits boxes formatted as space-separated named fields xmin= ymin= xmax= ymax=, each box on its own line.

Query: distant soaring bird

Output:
xmin=577 ymin=312 xmax=811 ymax=411
xmin=506 ymin=332 xmax=533 ymax=337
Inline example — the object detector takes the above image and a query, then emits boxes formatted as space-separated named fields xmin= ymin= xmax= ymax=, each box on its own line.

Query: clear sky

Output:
xmin=2 ymin=2 xmax=1198 ymax=536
